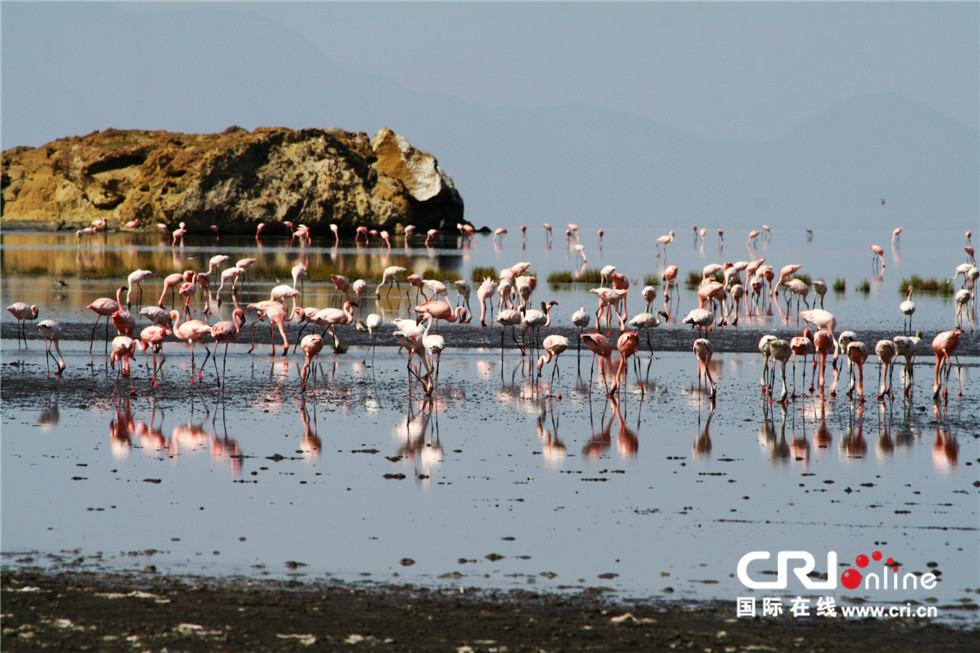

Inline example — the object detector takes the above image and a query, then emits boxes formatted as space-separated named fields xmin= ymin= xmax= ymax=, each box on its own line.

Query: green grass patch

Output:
xmin=790 ymin=273 xmax=812 ymax=286
xmin=422 ymin=267 xmax=462 ymax=283
xmin=900 ymin=275 xmax=954 ymax=295
xmin=546 ymin=268 xmax=602 ymax=285
xmin=642 ymin=274 xmax=661 ymax=287
xmin=470 ymin=266 xmax=498 ymax=282
xmin=857 ymin=279 xmax=871 ymax=294
xmin=833 ymin=278 xmax=846 ymax=293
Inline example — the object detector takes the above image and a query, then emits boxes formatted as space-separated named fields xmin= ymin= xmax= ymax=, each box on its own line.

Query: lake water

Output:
xmin=2 ymin=225 xmax=977 ymax=624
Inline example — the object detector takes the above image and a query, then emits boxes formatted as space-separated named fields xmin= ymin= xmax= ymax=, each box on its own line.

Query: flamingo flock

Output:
xmin=4 ymin=222 xmax=975 ymax=408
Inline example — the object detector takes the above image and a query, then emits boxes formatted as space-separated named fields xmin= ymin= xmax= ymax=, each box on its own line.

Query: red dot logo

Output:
xmin=872 ymin=551 xmax=882 ymax=561
xmin=886 ymin=557 xmax=894 ymax=566
xmin=841 ymin=568 xmax=862 ymax=590
xmin=855 ymin=554 xmax=869 ymax=568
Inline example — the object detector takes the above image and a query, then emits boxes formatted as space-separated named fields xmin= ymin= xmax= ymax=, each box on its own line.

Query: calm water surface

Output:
xmin=2 ymin=226 xmax=977 ymax=623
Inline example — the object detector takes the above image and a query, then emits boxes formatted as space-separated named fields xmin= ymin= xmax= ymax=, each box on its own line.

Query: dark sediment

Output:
xmin=3 ymin=569 xmax=975 ymax=652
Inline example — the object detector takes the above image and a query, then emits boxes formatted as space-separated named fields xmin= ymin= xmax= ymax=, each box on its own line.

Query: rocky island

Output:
xmin=1 ymin=126 xmax=464 ymax=234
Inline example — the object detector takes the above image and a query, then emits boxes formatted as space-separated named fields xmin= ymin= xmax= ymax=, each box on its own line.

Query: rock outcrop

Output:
xmin=1 ymin=126 xmax=464 ymax=233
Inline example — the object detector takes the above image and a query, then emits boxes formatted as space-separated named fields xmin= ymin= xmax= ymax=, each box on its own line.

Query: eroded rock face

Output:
xmin=1 ymin=126 xmax=464 ymax=233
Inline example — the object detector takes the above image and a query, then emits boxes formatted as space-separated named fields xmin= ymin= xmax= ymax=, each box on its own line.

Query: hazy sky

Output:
xmin=2 ymin=1 xmax=977 ymax=149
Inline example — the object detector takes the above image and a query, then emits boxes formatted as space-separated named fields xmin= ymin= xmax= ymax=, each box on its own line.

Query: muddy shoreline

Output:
xmin=4 ymin=320 xmax=979 ymax=356
xmin=3 ymin=568 xmax=976 ymax=652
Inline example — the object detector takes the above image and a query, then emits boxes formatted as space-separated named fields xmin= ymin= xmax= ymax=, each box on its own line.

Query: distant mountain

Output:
xmin=4 ymin=4 xmax=976 ymax=232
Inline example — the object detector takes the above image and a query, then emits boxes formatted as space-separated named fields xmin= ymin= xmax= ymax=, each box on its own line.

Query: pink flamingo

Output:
xmin=812 ymin=329 xmax=834 ymax=392
xmin=37 ymin=319 xmax=66 ymax=375
xmin=138 ymin=323 xmax=172 ymax=388
xmin=329 ymin=223 xmax=339 ymax=245
xmin=255 ymin=222 xmax=266 ymax=240
xmin=656 ymin=230 xmax=675 ymax=257
xmin=216 ymin=267 xmax=243 ymax=306
xmin=662 ymin=265 xmax=679 ymax=301
xmin=693 ymin=337 xmax=716 ymax=400
xmin=493 ymin=228 xmax=507 ymax=246
xmin=171 ymin=310 xmax=212 ymax=383
xmin=543 ymin=223 xmax=553 ymax=245
xmin=477 ymin=278 xmax=498 ymax=326
xmin=123 ymin=218 xmax=140 ymax=230
xmin=177 ymin=271 xmax=198 ymax=315
xmin=581 ymin=332 xmax=613 ymax=393
xmin=171 ymin=221 xmax=187 ymax=247
xmin=589 ymin=287 xmax=628 ymax=330
xmin=6 ymin=302 xmax=39 ymax=348
xmin=537 ymin=334 xmax=569 ymax=398
xmin=931 ymin=328 xmax=963 ymax=403
xmin=376 ymin=266 xmax=407 ymax=299
xmin=111 ymin=304 xmax=136 ymax=338
xmin=874 ymin=339 xmax=897 ymax=401
xmin=299 ymin=333 xmax=325 ymax=394
xmin=495 ymin=307 xmax=525 ymax=356
xmin=210 ymin=308 xmax=246 ymax=388
xmin=247 ymin=301 xmax=299 ymax=356
xmin=158 ymin=271 xmax=187 ymax=308
xmin=846 ymin=341 xmax=870 ymax=401
xmin=870 ymin=244 xmax=885 ymax=272
xmin=88 ymin=287 xmax=124 ymax=353
xmin=772 ymin=263 xmax=803 ymax=299
xmin=425 ymin=229 xmax=438 ymax=247
xmin=891 ymin=227 xmax=903 ymax=246
xmin=609 ymin=331 xmax=640 ymax=395
xmin=126 ymin=269 xmax=152 ymax=308
xmin=312 ymin=301 xmax=358 ymax=351
xmin=412 ymin=300 xmax=467 ymax=332
xmin=789 ymin=329 xmax=814 ymax=396
xmin=110 ymin=335 xmax=137 ymax=395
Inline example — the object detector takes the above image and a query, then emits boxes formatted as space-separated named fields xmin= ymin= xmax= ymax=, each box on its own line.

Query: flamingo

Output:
xmin=256 ymin=222 xmax=266 ymax=240
xmin=758 ymin=334 xmax=778 ymax=394
xmin=419 ymin=314 xmax=445 ymax=395
xmin=931 ymin=327 xmax=963 ymax=403
xmin=379 ymin=230 xmax=391 ymax=249
xmin=746 ymin=230 xmax=760 ymax=248
xmin=376 ymin=266 xmax=407 ymax=299
xmin=520 ymin=300 xmax=557 ymax=352
xmin=477 ymin=278 xmax=498 ymax=326
xmin=235 ymin=258 xmax=257 ymax=296
xmin=772 ymin=264 xmax=802 ymax=299
xmin=789 ymin=329 xmax=814 ymax=396
xmin=351 ymin=279 xmax=368 ymax=304
xmin=954 ymin=289 xmax=973 ymax=332
xmin=571 ymin=305 xmax=590 ymax=363
xmin=422 ymin=279 xmax=450 ymax=303
xmin=811 ymin=279 xmax=828 ymax=309
xmin=768 ymin=338 xmax=792 ymax=403
xmin=210 ymin=308 xmax=246 ymax=388
xmin=125 ymin=269 xmax=152 ymax=308
xmin=123 ymin=218 xmax=140 ymax=230
xmin=75 ymin=226 xmax=98 ymax=242
xmin=581 ymin=332 xmax=613 ymax=393
xmin=812 ymin=329 xmax=834 ymax=392
xmin=799 ymin=309 xmax=839 ymax=364
xmin=425 ymin=229 xmax=438 ymax=247
xmin=892 ymin=227 xmax=903 ymax=246
xmin=717 ymin=229 xmax=725 ymax=246
xmin=599 ymin=265 xmax=616 ymax=287
xmin=88 ymin=287 xmax=124 ymax=353
xmin=355 ymin=312 xmax=383 ymax=366
xmin=899 ymin=286 xmax=916 ymax=334
xmin=892 ymin=331 xmax=923 ymax=397
xmin=870 ymin=244 xmax=885 ymax=272
xmin=537 ymin=334 xmax=569 ymax=398
xmin=846 ymin=341 xmax=870 ymax=401
xmin=6 ymin=302 xmax=39 ymax=348
xmin=874 ymin=339 xmax=897 ymax=401
xmin=681 ymin=308 xmax=714 ymax=337
xmin=138 ymin=323 xmax=172 ymax=388
xmin=313 ymin=301 xmax=358 ymax=351
xmin=291 ymin=262 xmax=307 ymax=292
xmin=412 ymin=300 xmax=467 ymax=332
xmin=110 ymin=335 xmax=137 ymax=395
xmin=247 ymin=300 xmax=298 ymax=356
xmin=331 ymin=274 xmax=351 ymax=303
xmin=172 ymin=310 xmax=212 ymax=383
xmin=299 ymin=334 xmax=325 ymax=394
xmin=270 ymin=284 xmax=301 ymax=310
xmin=216 ymin=267 xmax=244 ymax=306
xmin=543 ymin=223 xmax=553 ymax=244
xmin=493 ymin=227 xmax=507 ymax=245
xmin=171 ymin=221 xmax=187 ymax=247
xmin=140 ymin=305 xmax=174 ymax=329
xmin=329 ymin=223 xmax=340 ymax=245
xmin=453 ymin=279 xmax=472 ymax=317
xmin=37 ymin=319 xmax=66 ymax=375
xmin=589 ymin=287 xmax=628 ymax=330
xmin=177 ymin=271 xmax=198 ymax=315
xmin=111 ymin=304 xmax=136 ymax=338
xmin=495 ymin=307 xmax=525 ymax=356
xmin=693 ymin=337 xmax=716 ymax=400
xmin=656 ymin=230 xmax=675 ymax=258
xmin=832 ymin=330 xmax=858 ymax=395
xmin=662 ymin=265 xmax=679 ymax=301
xmin=158 ymin=271 xmax=187 ymax=308
xmin=609 ymin=331 xmax=640 ymax=395
xmin=628 ymin=310 xmax=667 ymax=352
xmin=641 ymin=285 xmax=657 ymax=312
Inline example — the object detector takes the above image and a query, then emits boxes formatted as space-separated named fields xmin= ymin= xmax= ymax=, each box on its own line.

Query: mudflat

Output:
xmin=2 ymin=569 xmax=975 ymax=652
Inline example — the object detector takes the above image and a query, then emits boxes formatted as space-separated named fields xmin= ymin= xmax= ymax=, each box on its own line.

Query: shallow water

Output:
xmin=2 ymin=228 xmax=978 ymax=624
